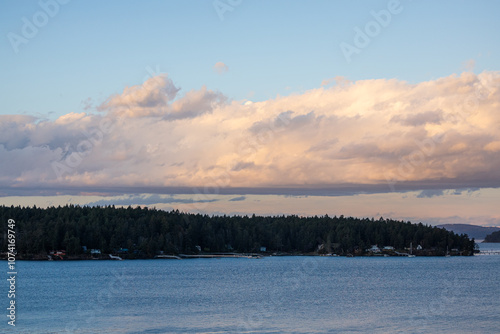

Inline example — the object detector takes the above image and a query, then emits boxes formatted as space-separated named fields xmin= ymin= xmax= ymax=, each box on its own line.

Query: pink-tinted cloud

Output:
xmin=98 ymin=74 xmax=179 ymax=117
xmin=1 ymin=71 xmax=500 ymax=196
xmin=98 ymin=74 xmax=224 ymax=120
xmin=213 ymin=61 xmax=228 ymax=74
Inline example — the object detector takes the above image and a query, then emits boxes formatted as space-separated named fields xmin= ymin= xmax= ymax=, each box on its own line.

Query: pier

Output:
xmin=178 ymin=253 xmax=262 ymax=259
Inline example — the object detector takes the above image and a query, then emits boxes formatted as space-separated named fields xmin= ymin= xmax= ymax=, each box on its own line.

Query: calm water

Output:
xmin=4 ymin=244 xmax=500 ymax=333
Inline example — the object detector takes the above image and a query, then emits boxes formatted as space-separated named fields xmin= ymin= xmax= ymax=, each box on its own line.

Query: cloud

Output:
xmin=86 ymin=194 xmax=219 ymax=207
xmin=307 ymin=139 xmax=339 ymax=152
xmin=98 ymin=74 xmax=225 ymax=120
xmin=213 ymin=61 xmax=229 ymax=74
xmin=2 ymin=71 xmax=500 ymax=197
xmin=99 ymin=74 xmax=180 ymax=117
xmin=391 ymin=110 xmax=443 ymax=126
xmin=231 ymin=162 xmax=255 ymax=172
xmin=165 ymin=86 xmax=226 ymax=120
xmin=416 ymin=189 xmax=444 ymax=198
xmin=416 ymin=187 xmax=480 ymax=199
xmin=229 ymin=196 xmax=246 ymax=202
xmin=449 ymin=188 xmax=480 ymax=196
xmin=321 ymin=76 xmax=351 ymax=87
xmin=484 ymin=141 xmax=500 ymax=152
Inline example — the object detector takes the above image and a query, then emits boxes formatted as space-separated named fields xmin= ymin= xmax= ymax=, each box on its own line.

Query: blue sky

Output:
xmin=1 ymin=0 xmax=500 ymax=227
xmin=2 ymin=0 xmax=499 ymax=118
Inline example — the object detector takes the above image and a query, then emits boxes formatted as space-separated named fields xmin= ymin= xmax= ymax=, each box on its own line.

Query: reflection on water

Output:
xmin=6 ymin=254 xmax=500 ymax=333
xmin=478 ymin=242 xmax=500 ymax=251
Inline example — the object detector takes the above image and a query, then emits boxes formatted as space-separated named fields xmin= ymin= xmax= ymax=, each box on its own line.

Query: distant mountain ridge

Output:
xmin=437 ymin=224 xmax=500 ymax=240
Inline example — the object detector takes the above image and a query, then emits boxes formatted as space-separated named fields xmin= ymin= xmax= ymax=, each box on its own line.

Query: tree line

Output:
xmin=0 ymin=205 xmax=475 ymax=257
xmin=484 ymin=230 xmax=500 ymax=243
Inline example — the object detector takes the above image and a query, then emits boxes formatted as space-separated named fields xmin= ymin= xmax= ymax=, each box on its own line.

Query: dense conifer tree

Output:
xmin=0 ymin=205 xmax=475 ymax=257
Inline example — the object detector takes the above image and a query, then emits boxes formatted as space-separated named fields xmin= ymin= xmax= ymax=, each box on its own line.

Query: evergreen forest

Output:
xmin=0 ymin=205 xmax=475 ymax=258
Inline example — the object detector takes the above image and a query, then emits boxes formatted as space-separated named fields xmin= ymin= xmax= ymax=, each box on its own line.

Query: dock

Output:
xmin=154 ymin=255 xmax=182 ymax=259
xmin=178 ymin=253 xmax=262 ymax=259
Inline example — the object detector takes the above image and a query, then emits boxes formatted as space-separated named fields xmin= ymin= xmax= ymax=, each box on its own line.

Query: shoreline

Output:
xmin=0 ymin=251 xmax=474 ymax=261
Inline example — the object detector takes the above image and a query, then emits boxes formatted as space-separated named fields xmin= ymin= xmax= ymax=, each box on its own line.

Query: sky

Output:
xmin=1 ymin=0 xmax=500 ymax=227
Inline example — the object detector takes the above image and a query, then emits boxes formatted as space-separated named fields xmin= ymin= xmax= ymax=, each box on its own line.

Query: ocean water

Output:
xmin=4 ymin=245 xmax=500 ymax=333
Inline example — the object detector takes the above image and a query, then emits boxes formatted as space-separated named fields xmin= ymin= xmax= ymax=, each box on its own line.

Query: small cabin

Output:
xmin=366 ymin=245 xmax=381 ymax=253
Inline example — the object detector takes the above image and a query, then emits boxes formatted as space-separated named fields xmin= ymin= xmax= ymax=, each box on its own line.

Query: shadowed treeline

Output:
xmin=0 ymin=205 xmax=475 ymax=258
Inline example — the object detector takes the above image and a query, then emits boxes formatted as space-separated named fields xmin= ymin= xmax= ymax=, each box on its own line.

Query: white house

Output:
xmin=366 ymin=245 xmax=381 ymax=253
xmin=383 ymin=246 xmax=395 ymax=251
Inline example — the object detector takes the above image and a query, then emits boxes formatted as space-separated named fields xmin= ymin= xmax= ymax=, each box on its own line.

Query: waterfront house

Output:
xmin=366 ymin=245 xmax=381 ymax=253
